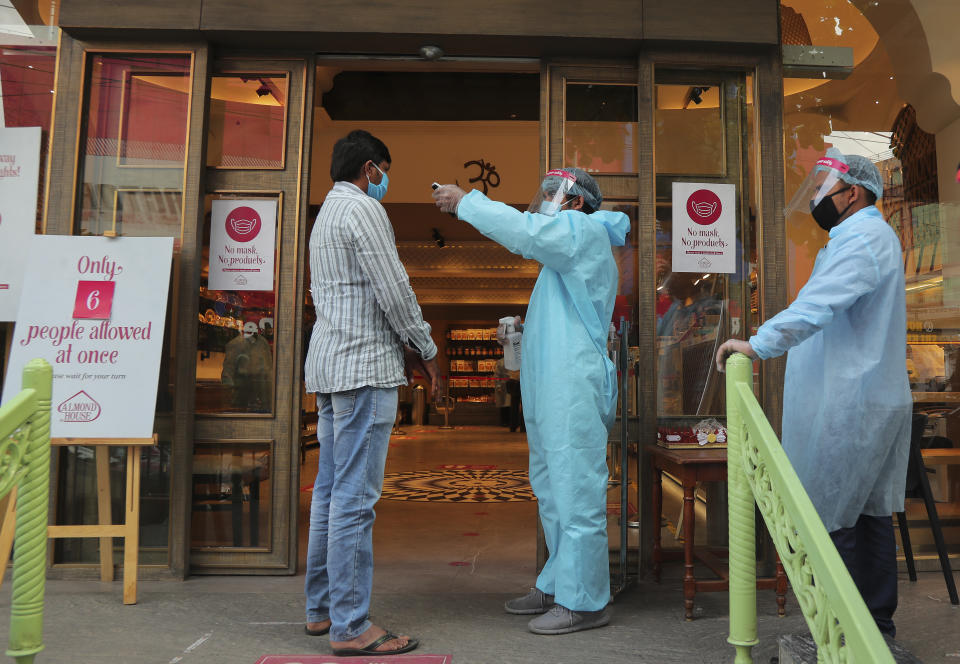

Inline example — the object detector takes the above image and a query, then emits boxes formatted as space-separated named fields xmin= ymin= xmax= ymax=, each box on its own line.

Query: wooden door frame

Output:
xmin=543 ymin=45 xmax=785 ymax=578
xmin=188 ymin=53 xmax=313 ymax=574
xmin=636 ymin=45 xmax=786 ymax=576
xmin=43 ymin=33 xmax=211 ymax=580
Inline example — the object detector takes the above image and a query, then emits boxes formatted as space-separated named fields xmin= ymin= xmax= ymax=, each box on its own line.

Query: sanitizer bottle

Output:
xmin=498 ymin=316 xmax=523 ymax=371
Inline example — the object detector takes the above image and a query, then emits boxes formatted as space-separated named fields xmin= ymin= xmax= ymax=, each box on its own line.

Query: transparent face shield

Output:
xmin=784 ymin=155 xmax=850 ymax=218
xmin=528 ymin=169 xmax=577 ymax=216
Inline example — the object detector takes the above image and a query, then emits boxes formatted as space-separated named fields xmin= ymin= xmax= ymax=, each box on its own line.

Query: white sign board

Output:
xmin=2 ymin=235 xmax=173 ymax=438
xmin=671 ymin=182 xmax=736 ymax=274
xmin=0 ymin=127 xmax=42 ymax=320
xmin=208 ymin=199 xmax=277 ymax=291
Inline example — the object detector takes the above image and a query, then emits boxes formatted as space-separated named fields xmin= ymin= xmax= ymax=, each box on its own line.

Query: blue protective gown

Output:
xmin=749 ymin=205 xmax=911 ymax=532
xmin=457 ymin=190 xmax=630 ymax=611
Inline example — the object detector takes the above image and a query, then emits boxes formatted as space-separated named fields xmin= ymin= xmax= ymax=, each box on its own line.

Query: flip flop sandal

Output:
xmin=331 ymin=633 xmax=419 ymax=657
xmin=304 ymin=624 xmax=330 ymax=636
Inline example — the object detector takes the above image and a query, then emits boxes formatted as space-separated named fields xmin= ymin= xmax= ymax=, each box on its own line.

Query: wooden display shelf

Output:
xmin=913 ymin=392 xmax=960 ymax=403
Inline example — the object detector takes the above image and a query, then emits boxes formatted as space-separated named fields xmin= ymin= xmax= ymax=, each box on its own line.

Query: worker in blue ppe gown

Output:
xmin=434 ymin=168 xmax=630 ymax=635
xmin=716 ymin=148 xmax=910 ymax=637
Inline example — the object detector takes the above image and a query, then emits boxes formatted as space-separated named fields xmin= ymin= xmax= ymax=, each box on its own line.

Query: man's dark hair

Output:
xmin=330 ymin=130 xmax=391 ymax=182
xmin=860 ymin=186 xmax=877 ymax=206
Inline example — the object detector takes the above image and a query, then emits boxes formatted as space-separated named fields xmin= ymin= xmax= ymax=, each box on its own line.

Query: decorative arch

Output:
xmin=852 ymin=0 xmax=960 ymax=134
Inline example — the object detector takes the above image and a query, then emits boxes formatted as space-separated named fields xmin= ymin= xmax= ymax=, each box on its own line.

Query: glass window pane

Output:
xmin=654 ymin=75 xmax=754 ymax=439
xmin=0 ymin=35 xmax=56 ymax=382
xmin=207 ymin=74 xmax=287 ymax=169
xmin=564 ymin=83 xmax=638 ymax=173
xmin=195 ymin=194 xmax=279 ymax=414
xmin=118 ymin=72 xmax=189 ymax=166
xmin=53 ymin=440 xmax=171 ymax=566
xmin=655 ymin=84 xmax=724 ymax=176
xmin=0 ymin=40 xmax=57 ymax=235
xmin=191 ymin=442 xmax=272 ymax=549
xmin=602 ymin=202 xmax=641 ymax=564
xmin=55 ymin=52 xmax=190 ymax=567
xmin=781 ymin=0 xmax=960 ymax=556
xmin=115 ymin=189 xmax=182 ymax=237
xmin=77 ymin=53 xmax=190 ymax=238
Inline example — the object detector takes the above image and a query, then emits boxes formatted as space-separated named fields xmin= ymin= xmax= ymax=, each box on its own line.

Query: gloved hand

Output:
xmin=432 ymin=184 xmax=467 ymax=214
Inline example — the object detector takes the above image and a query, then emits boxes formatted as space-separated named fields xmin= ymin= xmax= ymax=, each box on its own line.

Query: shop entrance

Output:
xmin=297 ymin=61 xmax=545 ymax=591
xmin=186 ymin=57 xmax=752 ymax=579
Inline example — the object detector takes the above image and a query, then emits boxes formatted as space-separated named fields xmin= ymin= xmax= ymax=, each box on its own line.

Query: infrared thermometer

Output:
xmin=432 ymin=182 xmax=456 ymax=217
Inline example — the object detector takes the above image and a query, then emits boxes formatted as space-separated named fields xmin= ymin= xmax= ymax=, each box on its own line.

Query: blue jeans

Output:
xmin=304 ymin=386 xmax=398 ymax=641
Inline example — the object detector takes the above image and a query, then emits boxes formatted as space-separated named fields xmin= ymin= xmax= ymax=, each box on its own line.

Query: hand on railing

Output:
xmin=715 ymin=339 xmax=757 ymax=373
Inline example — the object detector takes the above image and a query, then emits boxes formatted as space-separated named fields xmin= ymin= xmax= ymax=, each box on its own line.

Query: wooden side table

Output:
xmin=647 ymin=443 xmax=787 ymax=620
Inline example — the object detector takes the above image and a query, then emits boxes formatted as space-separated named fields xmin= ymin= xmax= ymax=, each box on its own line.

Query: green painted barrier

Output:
xmin=0 ymin=359 xmax=52 ymax=664
xmin=725 ymin=353 xmax=894 ymax=664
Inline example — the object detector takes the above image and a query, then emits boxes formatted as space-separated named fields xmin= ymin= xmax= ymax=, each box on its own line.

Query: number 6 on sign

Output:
xmin=73 ymin=280 xmax=115 ymax=319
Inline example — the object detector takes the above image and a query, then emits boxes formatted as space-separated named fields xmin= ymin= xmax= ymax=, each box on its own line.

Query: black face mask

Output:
xmin=809 ymin=186 xmax=852 ymax=231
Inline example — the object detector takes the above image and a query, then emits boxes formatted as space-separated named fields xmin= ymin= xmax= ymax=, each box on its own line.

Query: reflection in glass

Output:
xmin=655 ymin=84 xmax=724 ymax=176
xmin=564 ymin=83 xmax=637 ymax=173
xmin=0 ymin=41 xmax=57 ymax=234
xmin=605 ymin=202 xmax=640 ymax=338
xmin=220 ymin=318 xmax=274 ymax=410
xmin=53 ymin=436 xmax=172 ymax=566
xmin=207 ymin=75 xmax=288 ymax=169
xmin=118 ymin=71 xmax=190 ymax=166
xmin=76 ymin=53 xmax=190 ymax=237
xmin=114 ymin=189 xmax=182 ymax=238
xmin=781 ymin=0 xmax=960 ymax=555
xmin=655 ymin=203 xmax=726 ymax=419
xmin=191 ymin=442 xmax=272 ymax=549
xmin=196 ymin=195 xmax=278 ymax=414
xmin=56 ymin=52 xmax=191 ymax=566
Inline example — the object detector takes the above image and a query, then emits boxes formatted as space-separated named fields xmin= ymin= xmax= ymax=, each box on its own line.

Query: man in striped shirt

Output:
xmin=304 ymin=130 xmax=438 ymax=657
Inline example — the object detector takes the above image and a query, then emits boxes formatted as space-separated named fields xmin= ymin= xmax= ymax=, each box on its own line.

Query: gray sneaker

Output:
xmin=504 ymin=588 xmax=555 ymax=615
xmin=527 ymin=604 xmax=610 ymax=635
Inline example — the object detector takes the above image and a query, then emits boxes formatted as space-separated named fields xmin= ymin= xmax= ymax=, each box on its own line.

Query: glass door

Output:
xmin=190 ymin=57 xmax=310 ymax=572
xmin=653 ymin=70 xmax=752 ymax=435
xmin=547 ymin=62 xmax=642 ymax=592
xmin=653 ymin=70 xmax=753 ymax=547
xmin=546 ymin=64 xmax=753 ymax=584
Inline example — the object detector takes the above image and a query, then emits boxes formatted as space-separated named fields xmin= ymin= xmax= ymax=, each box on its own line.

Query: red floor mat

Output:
xmin=255 ymin=657 xmax=451 ymax=664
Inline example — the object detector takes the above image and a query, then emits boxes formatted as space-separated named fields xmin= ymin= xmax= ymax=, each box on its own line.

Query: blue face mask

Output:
xmin=366 ymin=163 xmax=389 ymax=201
xmin=538 ymin=197 xmax=572 ymax=216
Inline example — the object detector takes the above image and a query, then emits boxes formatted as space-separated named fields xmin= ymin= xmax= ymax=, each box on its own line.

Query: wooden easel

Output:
xmin=0 ymin=434 xmax=156 ymax=605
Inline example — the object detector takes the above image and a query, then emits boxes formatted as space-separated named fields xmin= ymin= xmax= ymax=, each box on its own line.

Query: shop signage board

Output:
xmin=0 ymin=126 xmax=42 ymax=320
xmin=208 ymin=199 xmax=277 ymax=291
xmin=671 ymin=182 xmax=736 ymax=274
xmin=1 ymin=235 xmax=173 ymax=438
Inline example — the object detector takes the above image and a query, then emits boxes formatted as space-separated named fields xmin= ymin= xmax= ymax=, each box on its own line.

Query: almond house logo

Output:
xmin=57 ymin=390 xmax=102 ymax=423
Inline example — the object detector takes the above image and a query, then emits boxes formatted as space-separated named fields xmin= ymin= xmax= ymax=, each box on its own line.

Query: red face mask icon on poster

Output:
xmin=686 ymin=189 xmax=722 ymax=225
xmin=225 ymin=206 xmax=262 ymax=242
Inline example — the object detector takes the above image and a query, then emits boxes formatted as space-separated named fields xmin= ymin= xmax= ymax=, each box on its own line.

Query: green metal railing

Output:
xmin=0 ymin=359 xmax=52 ymax=664
xmin=725 ymin=353 xmax=894 ymax=664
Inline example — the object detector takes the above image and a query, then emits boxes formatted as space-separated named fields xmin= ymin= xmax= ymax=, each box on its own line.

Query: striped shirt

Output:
xmin=304 ymin=181 xmax=437 ymax=394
